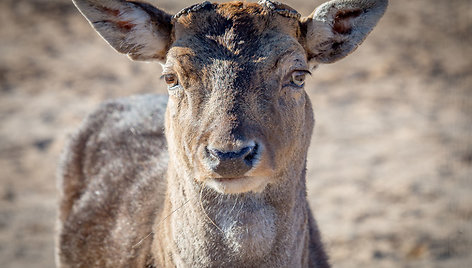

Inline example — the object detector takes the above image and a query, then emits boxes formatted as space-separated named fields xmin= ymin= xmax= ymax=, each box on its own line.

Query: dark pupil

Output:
xmin=165 ymin=75 xmax=175 ymax=85
xmin=294 ymin=74 xmax=304 ymax=82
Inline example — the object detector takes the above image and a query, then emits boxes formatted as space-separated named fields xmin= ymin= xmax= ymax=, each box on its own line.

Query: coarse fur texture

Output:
xmin=57 ymin=0 xmax=388 ymax=267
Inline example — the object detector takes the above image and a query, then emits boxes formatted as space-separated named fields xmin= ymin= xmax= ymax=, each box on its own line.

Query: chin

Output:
xmin=205 ymin=176 xmax=269 ymax=194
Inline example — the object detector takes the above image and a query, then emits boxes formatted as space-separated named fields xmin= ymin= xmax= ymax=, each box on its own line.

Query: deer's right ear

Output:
xmin=73 ymin=0 xmax=173 ymax=61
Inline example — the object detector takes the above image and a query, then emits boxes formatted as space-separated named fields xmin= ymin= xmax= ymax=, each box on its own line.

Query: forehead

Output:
xmin=168 ymin=1 xmax=304 ymax=66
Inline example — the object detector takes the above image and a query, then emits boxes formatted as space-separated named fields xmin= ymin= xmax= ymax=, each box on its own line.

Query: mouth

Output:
xmin=205 ymin=176 xmax=269 ymax=194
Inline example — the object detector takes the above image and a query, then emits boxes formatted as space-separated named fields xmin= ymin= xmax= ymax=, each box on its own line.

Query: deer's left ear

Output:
xmin=301 ymin=0 xmax=388 ymax=64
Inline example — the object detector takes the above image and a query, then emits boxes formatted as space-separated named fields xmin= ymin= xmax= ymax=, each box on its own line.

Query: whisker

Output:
xmin=132 ymin=196 xmax=194 ymax=249
xmin=132 ymin=231 xmax=153 ymax=249
xmin=228 ymin=194 xmax=239 ymax=215
xmin=236 ymin=196 xmax=245 ymax=215
xmin=199 ymin=186 xmax=224 ymax=234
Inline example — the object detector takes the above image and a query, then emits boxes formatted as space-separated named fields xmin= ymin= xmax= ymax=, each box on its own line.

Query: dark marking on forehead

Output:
xmin=171 ymin=1 xmax=302 ymax=57
xmin=170 ymin=31 xmax=304 ymax=73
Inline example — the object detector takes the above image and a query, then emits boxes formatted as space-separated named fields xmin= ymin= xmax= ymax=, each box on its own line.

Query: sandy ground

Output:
xmin=0 ymin=0 xmax=471 ymax=267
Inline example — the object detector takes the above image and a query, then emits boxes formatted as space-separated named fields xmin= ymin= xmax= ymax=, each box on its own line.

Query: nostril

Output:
xmin=205 ymin=142 xmax=260 ymax=177
xmin=208 ymin=145 xmax=254 ymax=162
xmin=244 ymin=143 xmax=259 ymax=164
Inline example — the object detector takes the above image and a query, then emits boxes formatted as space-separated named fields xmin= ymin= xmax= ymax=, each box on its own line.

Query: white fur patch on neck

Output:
xmin=212 ymin=194 xmax=276 ymax=259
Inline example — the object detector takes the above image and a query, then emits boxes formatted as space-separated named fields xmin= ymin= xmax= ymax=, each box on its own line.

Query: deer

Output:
xmin=56 ymin=0 xmax=387 ymax=267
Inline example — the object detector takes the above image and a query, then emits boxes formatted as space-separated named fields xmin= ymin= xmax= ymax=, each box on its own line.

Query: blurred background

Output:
xmin=0 ymin=0 xmax=470 ymax=267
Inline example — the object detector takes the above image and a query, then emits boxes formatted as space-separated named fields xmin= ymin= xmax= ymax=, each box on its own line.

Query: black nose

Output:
xmin=206 ymin=143 xmax=259 ymax=177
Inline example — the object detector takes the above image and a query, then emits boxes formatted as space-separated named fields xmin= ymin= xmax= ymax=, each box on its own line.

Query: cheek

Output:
xmin=277 ymin=88 xmax=306 ymax=130
xmin=166 ymin=96 xmax=189 ymax=136
xmin=165 ymin=96 xmax=192 ymax=156
xmin=167 ymin=92 xmax=195 ymax=126
xmin=166 ymin=94 xmax=206 ymax=166
xmin=165 ymin=99 xmax=182 ymax=154
xmin=272 ymin=89 xmax=307 ymax=150
xmin=166 ymin=95 xmax=180 ymax=120
xmin=278 ymin=87 xmax=305 ymax=108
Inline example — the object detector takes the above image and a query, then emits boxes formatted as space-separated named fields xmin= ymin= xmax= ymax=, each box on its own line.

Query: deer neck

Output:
xmin=152 ymin=161 xmax=311 ymax=267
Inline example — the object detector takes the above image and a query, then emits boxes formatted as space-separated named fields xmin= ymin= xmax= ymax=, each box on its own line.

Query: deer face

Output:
xmin=163 ymin=3 xmax=313 ymax=194
xmin=72 ymin=0 xmax=388 ymax=194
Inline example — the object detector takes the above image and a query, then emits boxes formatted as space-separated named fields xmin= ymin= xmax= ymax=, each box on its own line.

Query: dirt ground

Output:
xmin=0 ymin=0 xmax=471 ymax=267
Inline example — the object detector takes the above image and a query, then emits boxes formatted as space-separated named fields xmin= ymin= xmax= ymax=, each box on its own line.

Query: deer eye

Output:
xmin=290 ymin=71 xmax=308 ymax=87
xmin=164 ymin=74 xmax=179 ymax=88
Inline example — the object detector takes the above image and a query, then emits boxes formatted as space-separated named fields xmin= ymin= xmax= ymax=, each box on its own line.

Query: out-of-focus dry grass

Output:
xmin=0 ymin=0 xmax=470 ymax=267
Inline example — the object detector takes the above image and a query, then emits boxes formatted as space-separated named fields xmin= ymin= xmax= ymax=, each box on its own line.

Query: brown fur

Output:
xmin=57 ymin=0 xmax=388 ymax=267
xmin=333 ymin=9 xmax=363 ymax=34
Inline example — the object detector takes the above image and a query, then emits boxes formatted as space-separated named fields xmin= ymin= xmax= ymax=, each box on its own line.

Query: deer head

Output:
xmin=73 ymin=0 xmax=387 ymax=194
